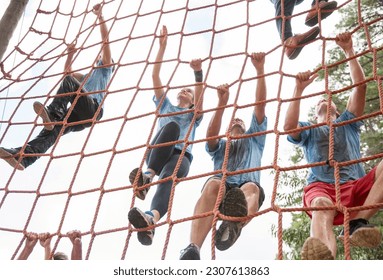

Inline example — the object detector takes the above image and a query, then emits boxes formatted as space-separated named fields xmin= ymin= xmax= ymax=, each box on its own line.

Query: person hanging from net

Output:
xmin=180 ymin=52 xmax=267 ymax=260
xmin=0 ymin=3 xmax=114 ymax=171
xmin=269 ymin=0 xmax=338 ymax=59
xmin=284 ymin=32 xmax=383 ymax=260
xmin=127 ymin=25 xmax=205 ymax=246
xmin=17 ymin=230 xmax=82 ymax=260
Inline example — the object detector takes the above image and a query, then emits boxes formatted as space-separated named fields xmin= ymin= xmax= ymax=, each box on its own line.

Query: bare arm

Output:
xmin=336 ymin=32 xmax=366 ymax=117
xmin=190 ymin=59 xmax=204 ymax=120
xmin=17 ymin=232 xmax=38 ymax=260
xmin=207 ymin=84 xmax=229 ymax=151
xmin=64 ymin=43 xmax=76 ymax=74
xmin=250 ymin=52 xmax=266 ymax=124
xmin=67 ymin=230 xmax=82 ymax=260
xmin=93 ymin=3 xmax=112 ymax=66
xmin=152 ymin=25 xmax=167 ymax=100
xmin=39 ymin=232 xmax=53 ymax=260
xmin=283 ymin=71 xmax=318 ymax=140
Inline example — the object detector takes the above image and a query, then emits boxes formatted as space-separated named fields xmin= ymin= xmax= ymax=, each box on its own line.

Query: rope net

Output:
xmin=0 ymin=0 xmax=382 ymax=260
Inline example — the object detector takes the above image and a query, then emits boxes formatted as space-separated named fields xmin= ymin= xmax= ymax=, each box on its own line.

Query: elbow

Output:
xmin=283 ymin=122 xmax=295 ymax=132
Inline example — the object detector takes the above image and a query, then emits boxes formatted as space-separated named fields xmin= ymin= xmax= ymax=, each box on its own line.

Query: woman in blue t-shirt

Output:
xmin=128 ymin=25 xmax=205 ymax=246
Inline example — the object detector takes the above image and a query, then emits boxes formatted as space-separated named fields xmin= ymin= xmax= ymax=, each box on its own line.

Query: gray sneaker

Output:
xmin=129 ymin=168 xmax=152 ymax=200
xmin=128 ymin=207 xmax=155 ymax=246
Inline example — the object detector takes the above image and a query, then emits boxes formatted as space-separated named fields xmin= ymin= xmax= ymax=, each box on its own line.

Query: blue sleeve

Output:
xmin=205 ymin=138 xmax=225 ymax=158
xmin=287 ymin=121 xmax=311 ymax=146
xmin=336 ymin=110 xmax=363 ymax=130
xmin=153 ymin=95 xmax=171 ymax=113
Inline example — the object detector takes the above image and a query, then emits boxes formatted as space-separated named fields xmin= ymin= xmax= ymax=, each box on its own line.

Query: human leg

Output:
xmin=180 ymin=177 xmax=224 ymax=260
xmin=128 ymin=153 xmax=190 ymax=245
xmin=339 ymin=161 xmax=383 ymax=248
xmin=241 ymin=182 xmax=265 ymax=219
xmin=270 ymin=0 xmax=303 ymax=40
xmin=129 ymin=121 xmax=180 ymax=200
xmin=34 ymin=76 xmax=82 ymax=131
xmin=149 ymin=153 xmax=190 ymax=221
xmin=300 ymin=195 xmax=336 ymax=260
xmin=0 ymin=126 xmax=64 ymax=169
xmin=270 ymin=0 xmax=321 ymax=59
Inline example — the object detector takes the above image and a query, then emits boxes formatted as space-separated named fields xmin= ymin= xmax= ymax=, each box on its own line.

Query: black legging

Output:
xmin=147 ymin=121 xmax=191 ymax=218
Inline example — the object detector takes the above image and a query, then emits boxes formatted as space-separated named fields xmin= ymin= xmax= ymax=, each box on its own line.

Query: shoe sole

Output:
xmin=215 ymin=221 xmax=243 ymax=251
xmin=339 ymin=227 xmax=382 ymax=248
xmin=305 ymin=2 xmax=338 ymax=27
xmin=128 ymin=207 xmax=153 ymax=246
xmin=216 ymin=188 xmax=247 ymax=250
xmin=0 ymin=148 xmax=25 ymax=171
xmin=129 ymin=168 xmax=150 ymax=200
xmin=287 ymin=27 xmax=320 ymax=60
xmin=33 ymin=102 xmax=54 ymax=131
xmin=301 ymin=237 xmax=334 ymax=260
xmin=219 ymin=188 xmax=248 ymax=217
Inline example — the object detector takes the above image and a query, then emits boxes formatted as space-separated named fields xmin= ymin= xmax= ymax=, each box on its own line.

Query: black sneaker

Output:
xmin=128 ymin=207 xmax=155 ymax=246
xmin=0 ymin=147 xmax=25 ymax=170
xmin=215 ymin=188 xmax=248 ymax=251
xmin=339 ymin=218 xmax=382 ymax=248
xmin=179 ymin=243 xmax=200 ymax=260
xmin=33 ymin=101 xmax=55 ymax=131
xmin=129 ymin=168 xmax=152 ymax=200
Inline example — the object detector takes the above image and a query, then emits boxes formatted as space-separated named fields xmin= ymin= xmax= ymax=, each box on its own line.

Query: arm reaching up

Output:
xmin=190 ymin=58 xmax=204 ymax=120
xmin=39 ymin=232 xmax=53 ymax=260
xmin=207 ymin=84 xmax=230 ymax=151
xmin=251 ymin=52 xmax=266 ymax=124
xmin=284 ymin=71 xmax=318 ymax=140
xmin=336 ymin=32 xmax=366 ymax=118
xmin=152 ymin=25 xmax=168 ymax=100
xmin=67 ymin=230 xmax=82 ymax=260
xmin=17 ymin=232 xmax=38 ymax=260
xmin=93 ymin=3 xmax=112 ymax=66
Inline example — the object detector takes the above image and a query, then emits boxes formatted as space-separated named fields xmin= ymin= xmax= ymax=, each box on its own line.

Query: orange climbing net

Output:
xmin=0 ymin=0 xmax=382 ymax=260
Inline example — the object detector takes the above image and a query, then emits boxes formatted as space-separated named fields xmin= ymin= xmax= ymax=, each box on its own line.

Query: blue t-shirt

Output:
xmin=206 ymin=114 xmax=267 ymax=185
xmin=82 ymin=60 xmax=113 ymax=107
xmin=287 ymin=110 xmax=365 ymax=184
xmin=154 ymin=95 xmax=202 ymax=156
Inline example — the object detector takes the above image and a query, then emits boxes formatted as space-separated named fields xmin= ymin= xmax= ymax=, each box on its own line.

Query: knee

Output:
xmin=311 ymin=197 xmax=333 ymax=208
xmin=241 ymin=182 xmax=260 ymax=198
xmin=201 ymin=178 xmax=221 ymax=200
xmin=164 ymin=121 xmax=180 ymax=134
xmin=310 ymin=197 xmax=336 ymax=218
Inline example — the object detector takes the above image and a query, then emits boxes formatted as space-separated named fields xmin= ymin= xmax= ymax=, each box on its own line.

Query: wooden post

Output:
xmin=0 ymin=0 xmax=29 ymax=61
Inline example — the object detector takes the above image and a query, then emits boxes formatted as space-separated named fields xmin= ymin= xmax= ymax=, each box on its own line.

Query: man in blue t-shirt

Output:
xmin=180 ymin=52 xmax=267 ymax=260
xmin=0 ymin=4 xmax=114 ymax=170
xmin=284 ymin=32 xmax=382 ymax=260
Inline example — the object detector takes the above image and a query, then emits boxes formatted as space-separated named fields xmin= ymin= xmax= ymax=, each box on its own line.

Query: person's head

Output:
xmin=53 ymin=252 xmax=69 ymax=260
xmin=228 ymin=118 xmax=246 ymax=135
xmin=177 ymin=87 xmax=194 ymax=108
xmin=315 ymin=98 xmax=339 ymax=120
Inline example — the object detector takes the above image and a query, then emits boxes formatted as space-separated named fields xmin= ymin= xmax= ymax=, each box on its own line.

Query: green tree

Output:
xmin=275 ymin=0 xmax=383 ymax=260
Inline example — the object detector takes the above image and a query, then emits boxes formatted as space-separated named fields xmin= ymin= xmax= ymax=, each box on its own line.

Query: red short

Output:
xmin=303 ymin=167 xmax=376 ymax=225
